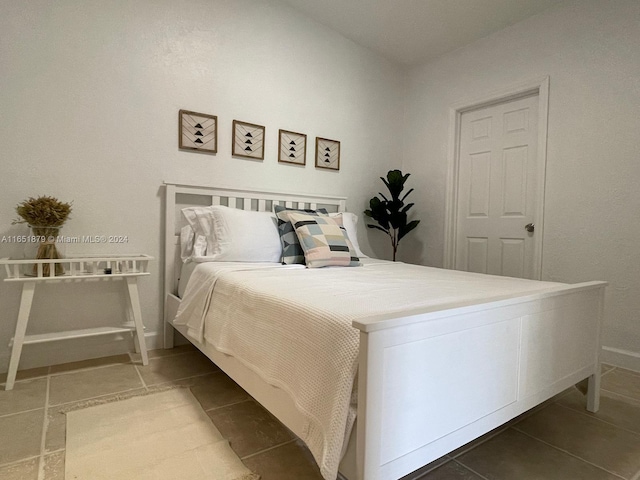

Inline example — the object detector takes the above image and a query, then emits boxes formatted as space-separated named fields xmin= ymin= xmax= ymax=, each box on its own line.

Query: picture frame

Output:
xmin=278 ymin=129 xmax=307 ymax=165
xmin=315 ymin=137 xmax=340 ymax=170
xmin=232 ymin=120 xmax=265 ymax=160
xmin=179 ymin=110 xmax=217 ymax=153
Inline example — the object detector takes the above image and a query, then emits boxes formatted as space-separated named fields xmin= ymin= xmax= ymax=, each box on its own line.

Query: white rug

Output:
xmin=65 ymin=388 xmax=259 ymax=480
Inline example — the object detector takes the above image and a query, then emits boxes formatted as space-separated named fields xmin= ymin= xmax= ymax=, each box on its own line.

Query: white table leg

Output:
xmin=125 ymin=277 xmax=148 ymax=366
xmin=6 ymin=283 xmax=36 ymax=390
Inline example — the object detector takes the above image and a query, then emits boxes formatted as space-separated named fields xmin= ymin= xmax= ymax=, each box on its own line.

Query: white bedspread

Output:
xmin=175 ymin=259 xmax=562 ymax=480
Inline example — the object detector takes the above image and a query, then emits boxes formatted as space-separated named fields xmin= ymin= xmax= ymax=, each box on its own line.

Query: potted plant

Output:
xmin=13 ymin=195 xmax=72 ymax=276
xmin=364 ymin=170 xmax=420 ymax=261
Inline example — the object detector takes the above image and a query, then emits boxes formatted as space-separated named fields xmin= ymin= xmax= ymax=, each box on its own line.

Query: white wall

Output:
xmin=402 ymin=0 xmax=640 ymax=368
xmin=0 ymin=0 xmax=404 ymax=370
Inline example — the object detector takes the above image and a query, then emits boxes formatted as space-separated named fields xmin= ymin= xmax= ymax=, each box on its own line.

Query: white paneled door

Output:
xmin=455 ymin=94 xmax=540 ymax=278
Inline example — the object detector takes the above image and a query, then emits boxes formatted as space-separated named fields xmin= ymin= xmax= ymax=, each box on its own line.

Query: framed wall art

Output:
xmin=232 ymin=120 xmax=265 ymax=160
xmin=315 ymin=137 xmax=340 ymax=170
xmin=278 ymin=129 xmax=307 ymax=165
xmin=179 ymin=110 xmax=217 ymax=153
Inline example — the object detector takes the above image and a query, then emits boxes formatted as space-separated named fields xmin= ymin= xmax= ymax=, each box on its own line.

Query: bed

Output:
xmin=162 ymin=182 xmax=606 ymax=480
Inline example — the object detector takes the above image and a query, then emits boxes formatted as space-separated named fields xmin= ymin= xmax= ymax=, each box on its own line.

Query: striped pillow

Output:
xmin=274 ymin=205 xmax=328 ymax=264
xmin=285 ymin=212 xmax=360 ymax=268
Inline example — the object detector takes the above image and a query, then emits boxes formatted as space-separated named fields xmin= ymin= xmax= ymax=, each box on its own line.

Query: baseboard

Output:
xmin=0 ymin=330 xmax=162 ymax=374
xmin=601 ymin=346 xmax=640 ymax=373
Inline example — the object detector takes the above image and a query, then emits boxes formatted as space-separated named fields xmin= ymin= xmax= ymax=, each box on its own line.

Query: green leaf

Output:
xmin=367 ymin=224 xmax=390 ymax=235
xmin=398 ymin=220 xmax=420 ymax=241
xmin=400 ymin=187 xmax=414 ymax=203
xmin=401 ymin=202 xmax=414 ymax=214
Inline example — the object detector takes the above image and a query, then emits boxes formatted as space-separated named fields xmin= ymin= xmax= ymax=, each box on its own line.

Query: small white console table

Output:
xmin=1 ymin=254 xmax=153 ymax=390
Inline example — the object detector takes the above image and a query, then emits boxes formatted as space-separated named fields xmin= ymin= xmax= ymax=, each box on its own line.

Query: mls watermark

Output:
xmin=1 ymin=235 xmax=129 ymax=244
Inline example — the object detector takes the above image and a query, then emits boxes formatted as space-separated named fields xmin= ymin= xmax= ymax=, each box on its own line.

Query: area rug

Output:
xmin=65 ymin=388 xmax=259 ymax=480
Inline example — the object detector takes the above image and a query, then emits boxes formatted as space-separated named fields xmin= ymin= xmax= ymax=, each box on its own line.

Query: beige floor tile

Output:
xmin=136 ymin=350 xmax=219 ymax=385
xmin=448 ymin=426 xmax=508 ymax=458
xmin=43 ymin=451 xmax=64 ymax=480
xmin=188 ymin=371 xmax=250 ymax=411
xmin=418 ymin=460 xmax=484 ymax=480
xmin=0 ymin=409 xmax=44 ymax=465
xmin=48 ymin=363 xmax=143 ymax=405
xmin=557 ymin=387 xmax=640 ymax=435
xmin=602 ymin=368 xmax=640 ymax=401
xmin=49 ymin=353 xmax=131 ymax=374
xmin=148 ymin=344 xmax=196 ymax=358
xmin=448 ymin=396 xmax=555 ymax=459
xmin=400 ymin=456 xmax=450 ymax=479
xmin=44 ymin=407 xmax=66 ymax=454
xmin=457 ymin=428 xmax=619 ymax=480
xmin=128 ymin=344 xmax=197 ymax=363
xmin=0 ymin=378 xmax=47 ymax=416
xmin=0 ymin=366 xmax=49 ymax=385
xmin=243 ymin=439 xmax=323 ymax=480
xmin=515 ymin=403 xmax=640 ymax=478
xmin=207 ymin=400 xmax=294 ymax=458
xmin=0 ymin=458 xmax=39 ymax=480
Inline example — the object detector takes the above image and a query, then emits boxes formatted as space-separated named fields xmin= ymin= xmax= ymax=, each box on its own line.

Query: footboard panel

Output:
xmin=519 ymin=289 xmax=601 ymax=399
xmin=354 ymin=281 xmax=606 ymax=480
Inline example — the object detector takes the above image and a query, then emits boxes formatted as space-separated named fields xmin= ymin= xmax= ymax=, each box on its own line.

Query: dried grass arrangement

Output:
xmin=13 ymin=196 xmax=72 ymax=276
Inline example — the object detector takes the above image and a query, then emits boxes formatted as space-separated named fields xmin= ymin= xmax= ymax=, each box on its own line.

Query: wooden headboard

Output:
xmin=163 ymin=181 xmax=347 ymax=302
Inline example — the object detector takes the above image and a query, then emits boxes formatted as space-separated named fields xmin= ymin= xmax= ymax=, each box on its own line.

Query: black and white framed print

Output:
xmin=315 ymin=137 xmax=340 ymax=170
xmin=179 ymin=110 xmax=217 ymax=153
xmin=278 ymin=129 xmax=307 ymax=165
xmin=232 ymin=120 xmax=265 ymax=160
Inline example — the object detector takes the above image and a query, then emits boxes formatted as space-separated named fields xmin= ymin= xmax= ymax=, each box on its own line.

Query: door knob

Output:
xmin=525 ymin=223 xmax=535 ymax=233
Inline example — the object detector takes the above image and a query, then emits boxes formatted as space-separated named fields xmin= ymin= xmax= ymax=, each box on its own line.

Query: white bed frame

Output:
xmin=163 ymin=181 xmax=606 ymax=480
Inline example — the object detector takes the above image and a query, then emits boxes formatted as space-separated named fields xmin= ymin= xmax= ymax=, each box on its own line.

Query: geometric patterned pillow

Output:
xmin=274 ymin=205 xmax=328 ymax=264
xmin=284 ymin=212 xmax=361 ymax=268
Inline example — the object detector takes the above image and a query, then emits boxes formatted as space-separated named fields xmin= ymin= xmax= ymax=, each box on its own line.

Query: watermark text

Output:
xmin=1 ymin=235 xmax=129 ymax=244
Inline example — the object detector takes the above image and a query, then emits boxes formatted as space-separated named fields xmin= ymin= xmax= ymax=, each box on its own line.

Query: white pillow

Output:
xmin=329 ymin=212 xmax=366 ymax=258
xmin=182 ymin=205 xmax=282 ymax=262
xmin=179 ymin=225 xmax=195 ymax=262
xmin=179 ymin=225 xmax=207 ymax=263
xmin=182 ymin=206 xmax=217 ymax=251
xmin=181 ymin=207 xmax=215 ymax=262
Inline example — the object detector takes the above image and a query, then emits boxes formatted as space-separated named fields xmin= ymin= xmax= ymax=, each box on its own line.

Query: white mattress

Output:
xmin=174 ymin=259 xmax=563 ymax=480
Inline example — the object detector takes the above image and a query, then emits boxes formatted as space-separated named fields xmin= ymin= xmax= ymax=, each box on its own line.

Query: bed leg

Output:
xmin=164 ymin=320 xmax=175 ymax=349
xmin=586 ymin=369 xmax=601 ymax=413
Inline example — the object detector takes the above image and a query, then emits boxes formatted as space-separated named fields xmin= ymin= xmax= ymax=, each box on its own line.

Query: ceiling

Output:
xmin=280 ymin=0 xmax=564 ymax=67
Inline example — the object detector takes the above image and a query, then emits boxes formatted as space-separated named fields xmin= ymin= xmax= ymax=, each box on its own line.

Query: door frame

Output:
xmin=443 ymin=76 xmax=550 ymax=280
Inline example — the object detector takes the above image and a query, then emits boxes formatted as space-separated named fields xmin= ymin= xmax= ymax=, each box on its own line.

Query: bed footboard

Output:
xmin=353 ymin=281 xmax=606 ymax=480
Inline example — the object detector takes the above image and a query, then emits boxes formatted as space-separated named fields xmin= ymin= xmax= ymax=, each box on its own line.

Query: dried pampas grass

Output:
xmin=13 ymin=195 xmax=72 ymax=227
xmin=13 ymin=196 xmax=72 ymax=276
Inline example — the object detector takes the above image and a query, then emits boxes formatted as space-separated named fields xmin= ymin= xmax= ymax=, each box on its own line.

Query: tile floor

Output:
xmin=1 ymin=347 xmax=639 ymax=480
